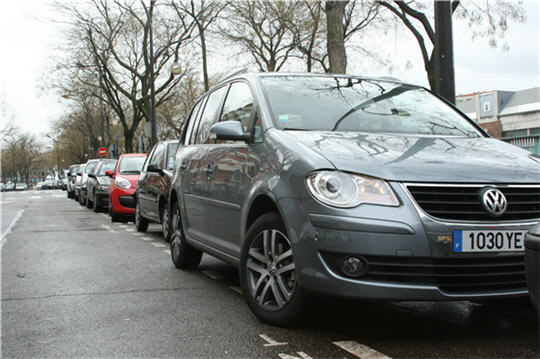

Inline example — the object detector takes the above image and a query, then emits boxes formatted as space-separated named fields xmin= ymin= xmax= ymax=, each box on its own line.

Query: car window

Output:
xmin=98 ymin=160 xmax=117 ymax=175
xmin=166 ymin=142 xmax=179 ymax=170
xmin=150 ymin=144 xmax=165 ymax=168
xmin=195 ymin=85 xmax=228 ymax=145
xmin=85 ymin=160 xmax=99 ymax=173
xmin=261 ymin=76 xmax=482 ymax=137
xmin=185 ymin=100 xmax=204 ymax=145
xmin=118 ymin=156 xmax=146 ymax=175
xmin=220 ymin=82 xmax=253 ymax=132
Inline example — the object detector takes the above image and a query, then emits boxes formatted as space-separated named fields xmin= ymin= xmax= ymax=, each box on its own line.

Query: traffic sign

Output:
xmin=98 ymin=147 xmax=107 ymax=157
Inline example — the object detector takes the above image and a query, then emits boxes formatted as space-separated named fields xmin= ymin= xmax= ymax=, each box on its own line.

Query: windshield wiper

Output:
xmin=120 ymin=170 xmax=140 ymax=175
xmin=331 ymin=85 xmax=417 ymax=131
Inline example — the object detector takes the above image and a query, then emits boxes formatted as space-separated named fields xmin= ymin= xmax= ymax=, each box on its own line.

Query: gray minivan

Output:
xmin=168 ymin=72 xmax=540 ymax=325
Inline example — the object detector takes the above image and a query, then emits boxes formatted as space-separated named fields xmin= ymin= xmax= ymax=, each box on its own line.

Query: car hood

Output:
xmin=284 ymin=131 xmax=540 ymax=183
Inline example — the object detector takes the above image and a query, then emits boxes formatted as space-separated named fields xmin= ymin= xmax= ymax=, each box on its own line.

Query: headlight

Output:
xmin=114 ymin=176 xmax=131 ymax=189
xmin=306 ymin=171 xmax=399 ymax=208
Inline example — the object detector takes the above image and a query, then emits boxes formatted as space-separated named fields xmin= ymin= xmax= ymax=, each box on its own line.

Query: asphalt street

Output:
xmin=1 ymin=190 xmax=539 ymax=358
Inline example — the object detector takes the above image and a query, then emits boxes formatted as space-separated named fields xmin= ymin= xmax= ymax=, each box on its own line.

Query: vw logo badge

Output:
xmin=480 ymin=188 xmax=507 ymax=217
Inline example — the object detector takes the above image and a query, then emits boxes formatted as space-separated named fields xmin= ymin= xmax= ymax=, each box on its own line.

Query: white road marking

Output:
xmin=259 ymin=334 xmax=287 ymax=347
xmin=30 ymin=196 xmax=41 ymax=199
xmin=53 ymin=195 xmax=64 ymax=198
xmin=333 ymin=341 xmax=391 ymax=359
xmin=279 ymin=352 xmax=314 ymax=359
xmin=141 ymin=237 xmax=153 ymax=241
xmin=230 ymin=286 xmax=243 ymax=295
xmin=201 ymin=270 xmax=226 ymax=280
xmin=163 ymin=249 xmax=171 ymax=255
xmin=0 ymin=201 xmax=13 ymax=205
xmin=125 ymin=228 xmax=135 ymax=232
xmin=100 ymin=224 xmax=116 ymax=233
xmin=1 ymin=209 xmax=24 ymax=248
xmin=132 ymin=232 xmax=143 ymax=236
xmin=151 ymin=243 xmax=166 ymax=248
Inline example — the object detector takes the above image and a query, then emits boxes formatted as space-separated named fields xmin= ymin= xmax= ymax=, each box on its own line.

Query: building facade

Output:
xmin=456 ymin=87 xmax=540 ymax=139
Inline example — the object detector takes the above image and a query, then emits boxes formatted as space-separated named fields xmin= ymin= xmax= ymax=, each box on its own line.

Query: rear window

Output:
xmin=118 ymin=156 xmax=146 ymax=175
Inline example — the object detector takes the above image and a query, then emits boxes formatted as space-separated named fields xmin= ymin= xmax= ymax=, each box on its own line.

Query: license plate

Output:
xmin=453 ymin=230 xmax=526 ymax=253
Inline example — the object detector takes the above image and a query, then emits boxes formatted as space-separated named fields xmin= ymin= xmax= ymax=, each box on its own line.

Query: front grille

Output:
xmin=320 ymin=251 xmax=527 ymax=294
xmin=406 ymin=184 xmax=540 ymax=221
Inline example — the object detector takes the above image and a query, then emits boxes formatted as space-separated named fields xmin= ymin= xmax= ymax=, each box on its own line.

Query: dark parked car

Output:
xmin=87 ymin=159 xmax=118 ymax=212
xmin=525 ymin=223 xmax=540 ymax=314
xmin=135 ymin=140 xmax=179 ymax=240
xmin=107 ymin=153 xmax=147 ymax=222
xmin=168 ymin=72 xmax=540 ymax=325
xmin=67 ymin=164 xmax=81 ymax=198
xmin=79 ymin=159 xmax=100 ymax=206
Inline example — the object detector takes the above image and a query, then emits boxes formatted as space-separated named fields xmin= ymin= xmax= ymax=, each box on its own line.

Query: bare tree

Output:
xmin=295 ymin=1 xmax=381 ymax=73
xmin=377 ymin=0 xmax=525 ymax=89
xmin=57 ymin=0 xmax=196 ymax=152
xmin=221 ymin=0 xmax=300 ymax=72
xmin=171 ymin=0 xmax=228 ymax=91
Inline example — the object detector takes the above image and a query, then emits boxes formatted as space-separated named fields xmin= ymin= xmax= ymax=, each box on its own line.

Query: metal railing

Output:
xmin=500 ymin=134 xmax=540 ymax=155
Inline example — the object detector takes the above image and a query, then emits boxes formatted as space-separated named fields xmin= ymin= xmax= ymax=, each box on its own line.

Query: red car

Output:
xmin=106 ymin=153 xmax=147 ymax=222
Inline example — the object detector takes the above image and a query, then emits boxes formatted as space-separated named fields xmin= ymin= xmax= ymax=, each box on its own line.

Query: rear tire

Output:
xmin=170 ymin=201 xmax=201 ymax=269
xmin=240 ymin=212 xmax=304 ymax=326
xmin=135 ymin=200 xmax=149 ymax=232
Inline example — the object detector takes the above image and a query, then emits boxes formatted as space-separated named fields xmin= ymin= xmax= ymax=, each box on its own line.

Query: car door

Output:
xmin=181 ymin=85 xmax=228 ymax=247
xmin=200 ymin=81 xmax=255 ymax=257
xmin=140 ymin=143 xmax=165 ymax=221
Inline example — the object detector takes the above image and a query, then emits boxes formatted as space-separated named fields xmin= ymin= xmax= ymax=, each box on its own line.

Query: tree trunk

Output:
xmin=325 ymin=1 xmax=348 ymax=74
xmin=199 ymin=23 xmax=209 ymax=92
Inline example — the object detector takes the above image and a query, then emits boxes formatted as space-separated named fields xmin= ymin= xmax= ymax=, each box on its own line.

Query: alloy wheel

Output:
xmin=246 ymin=229 xmax=296 ymax=311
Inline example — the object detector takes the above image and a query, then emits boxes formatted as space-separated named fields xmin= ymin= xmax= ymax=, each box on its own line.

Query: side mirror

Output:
xmin=147 ymin=164 xmax=163 ymax=174
xmin=88 ymin=173 xmax=96 ymax=178
xmin=105 ymin=170 xmax=114 ymax=177
xmin=210 ymin=121 xmax=251 ymax=142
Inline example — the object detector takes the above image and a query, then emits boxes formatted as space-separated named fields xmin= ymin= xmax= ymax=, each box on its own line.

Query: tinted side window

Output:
xmin=195 ymin=86 xmax=228 ymax=144
xmin=220 ymin=82 xmax=253 ymax=132
xmin=150 ymin=144 xmax=165 ymax=168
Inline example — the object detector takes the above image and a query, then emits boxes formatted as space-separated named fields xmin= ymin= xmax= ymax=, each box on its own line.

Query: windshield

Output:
xmin=261 ymin=76 xmax=481 ymax=137
xmin=97 ymin=160 xmax=117 ymax=175
xmin=85 ymin=160 xmax=99 ymax=173
xmin=119 ymin=156 xmax=146 ymax=175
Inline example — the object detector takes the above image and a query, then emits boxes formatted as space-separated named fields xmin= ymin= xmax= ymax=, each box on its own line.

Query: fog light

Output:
xmin=341 ymin=256 xmax=368 ymax=277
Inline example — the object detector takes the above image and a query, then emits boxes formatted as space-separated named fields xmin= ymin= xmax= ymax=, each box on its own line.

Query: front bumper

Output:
xmin=110 ymin=188 xmax=136 ymax=214
xmin=278 ymin=183 xmax=537 ymax=301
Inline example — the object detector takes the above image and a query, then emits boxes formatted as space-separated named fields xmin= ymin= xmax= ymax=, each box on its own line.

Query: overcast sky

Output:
xmin=1 ymin=0 xmax=539 ymax=144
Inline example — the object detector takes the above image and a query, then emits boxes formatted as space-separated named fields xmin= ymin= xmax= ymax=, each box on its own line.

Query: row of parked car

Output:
xmin=64 ymin=72 xmax=539 ymax=326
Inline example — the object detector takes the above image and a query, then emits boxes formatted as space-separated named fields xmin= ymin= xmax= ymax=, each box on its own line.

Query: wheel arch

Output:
xmin=242 ymin=192 xmax=287 ymax=246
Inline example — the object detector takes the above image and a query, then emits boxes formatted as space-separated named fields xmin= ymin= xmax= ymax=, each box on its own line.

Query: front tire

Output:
xmin=161 ymin=205 xmax=171 ymax=242
xmin=240 ymin=212 xmax=304 ymax=326
xmin=135 ymin=200 xmax=149 ymax=232
xmin=170 ymin=201 xmax=201 ymax=269
xmin=93 ymin=192 xmax=100 ymax=212
xmin=86 ymin=190 xmax=93 ymax=208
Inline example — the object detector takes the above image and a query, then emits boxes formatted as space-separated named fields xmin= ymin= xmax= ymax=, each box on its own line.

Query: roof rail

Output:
xmin=376 ymin=76 xmax=402 ymax=82
xmin=223 ymin=67 xmax=252 ymax=81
